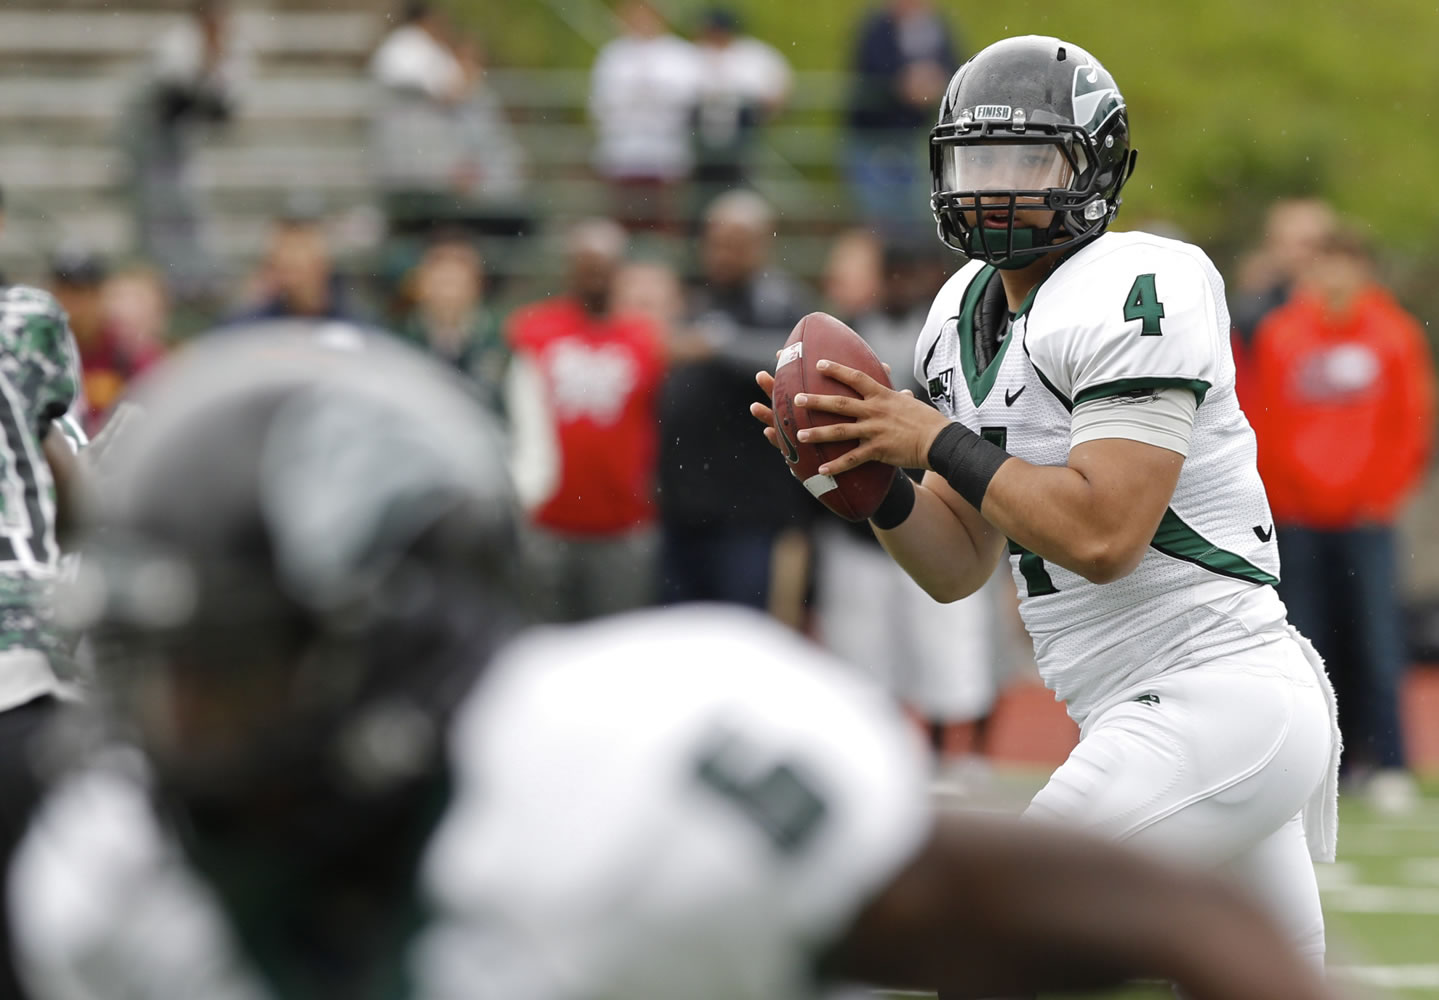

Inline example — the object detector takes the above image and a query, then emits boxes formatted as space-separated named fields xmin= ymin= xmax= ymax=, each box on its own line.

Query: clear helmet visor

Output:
xmin=940 ymin=142 xmax=1079 ymax=193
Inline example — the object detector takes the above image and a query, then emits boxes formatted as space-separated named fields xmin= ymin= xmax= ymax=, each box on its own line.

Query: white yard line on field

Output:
xmin=1315 ymin=861 xmax=1360 ymax=889
xmin=1338 ymin=964 xmax=1439 ymax=989
xmin=1322 ymin=884 xmax=1439 ymax=914
xmin=1401 ymin=858 xmax=1439 ymax=885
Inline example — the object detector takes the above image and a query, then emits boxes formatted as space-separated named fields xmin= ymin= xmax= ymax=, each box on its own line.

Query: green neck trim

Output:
xmin=956 ymin=266 xmax=1011 ymax=407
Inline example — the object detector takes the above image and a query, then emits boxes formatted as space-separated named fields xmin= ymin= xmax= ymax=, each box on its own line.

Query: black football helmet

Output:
xmin=929 ymin=35 xmax=1137 ymax=268
xmin=67 ymin=323 xmax=525 ymax=813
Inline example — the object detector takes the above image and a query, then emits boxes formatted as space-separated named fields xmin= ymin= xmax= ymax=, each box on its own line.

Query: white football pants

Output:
xmin=1025 ymin=632 xmax=1332 ymax=964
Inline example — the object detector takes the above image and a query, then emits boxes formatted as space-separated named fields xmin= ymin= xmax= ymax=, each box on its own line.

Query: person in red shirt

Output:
xmin=49 ymin=254 xmax=167 ymax=434
xmin=506 ymin=218 xmax=667 ymax=622
xmin=1245 ymin=226 xmax=1436 ymax=809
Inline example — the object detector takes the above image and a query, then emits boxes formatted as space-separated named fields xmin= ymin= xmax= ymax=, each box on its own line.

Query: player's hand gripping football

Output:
xmin=750 ymin=360 xmax=951 ymax=475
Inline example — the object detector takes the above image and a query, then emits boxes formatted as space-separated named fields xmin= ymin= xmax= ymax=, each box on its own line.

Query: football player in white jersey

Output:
xmin=753 ymin=35 xmax=1339 ymax=969
xmin=7 ymin=329 xmax=1338 ymax=1000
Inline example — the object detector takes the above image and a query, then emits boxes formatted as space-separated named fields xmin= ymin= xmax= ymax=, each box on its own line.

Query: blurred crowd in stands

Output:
xmin=15 ymin=0 xmax=1436 ymax=794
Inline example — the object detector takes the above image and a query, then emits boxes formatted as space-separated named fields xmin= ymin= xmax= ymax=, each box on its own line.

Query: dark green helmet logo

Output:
xmin=1071 ymin=58 xmax=1121 ymax=131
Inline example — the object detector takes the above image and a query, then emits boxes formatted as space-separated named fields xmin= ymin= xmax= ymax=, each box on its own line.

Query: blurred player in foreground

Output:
xmin=9 ymin=329 xmax=1337 ymax=1000
xmin=753 ymin=34 xmax=1338 ymax=969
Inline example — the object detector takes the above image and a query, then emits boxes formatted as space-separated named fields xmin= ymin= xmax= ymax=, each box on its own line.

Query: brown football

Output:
xmin=771 ymin=312 xmax=896 ymax=521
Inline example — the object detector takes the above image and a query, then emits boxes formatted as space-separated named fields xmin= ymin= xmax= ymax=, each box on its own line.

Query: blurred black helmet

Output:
xmin=68 ymin=323 xmax=523 ymax=805
xmin=929 ymin=36 xmax=1137 ymax=268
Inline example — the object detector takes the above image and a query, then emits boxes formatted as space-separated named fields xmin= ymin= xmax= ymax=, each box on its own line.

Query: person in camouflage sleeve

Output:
xmin=0 ymin=279 xmax=86 ymax=1000
xmin=0 ymin=285 xmax=84 ymax=699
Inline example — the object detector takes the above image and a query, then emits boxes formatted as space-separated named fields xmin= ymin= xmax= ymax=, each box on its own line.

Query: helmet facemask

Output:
xmin=931 ymin=98 xmax=1136 ymax=268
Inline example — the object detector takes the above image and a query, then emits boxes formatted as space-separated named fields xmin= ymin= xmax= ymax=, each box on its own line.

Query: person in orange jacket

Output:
xmin=1245 ymin=226 xmax=1436 ymax=809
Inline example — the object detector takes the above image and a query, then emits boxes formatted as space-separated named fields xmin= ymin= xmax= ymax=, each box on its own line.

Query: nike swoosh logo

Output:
xmin=1004 ymin=386 xmax=1025 ymax=406
xmin=1253 ymin=524 xmax=1273 ymax=542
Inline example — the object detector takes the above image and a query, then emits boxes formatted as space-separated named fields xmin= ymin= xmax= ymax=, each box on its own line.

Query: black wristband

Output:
xmin=927 ymin=422 xmax=1011 ymax=511
xmin=870 ymin=469 xmax=916 ymax=530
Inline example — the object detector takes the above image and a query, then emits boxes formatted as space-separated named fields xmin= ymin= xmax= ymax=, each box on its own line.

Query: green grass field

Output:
xmin=1319 ymin=784 xmax=1439 ymax=999
xmin=884 ymin=773 xmax=1439 ymax=999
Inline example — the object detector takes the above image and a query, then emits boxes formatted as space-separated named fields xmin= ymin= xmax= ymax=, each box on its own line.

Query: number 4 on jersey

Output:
xmin=981 ymin=427 xmax=1058 ymax=597
xmin=1123 ymin=274 xmax=1166 ymax=336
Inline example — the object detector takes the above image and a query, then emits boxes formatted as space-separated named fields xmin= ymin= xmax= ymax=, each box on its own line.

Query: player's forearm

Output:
xmin=1000 ymin=853 xmax=1333 ymax=1000
xmin=874 ymin=476 xmax=997 ymax=602
xmin=1153 ymin=879 xmax=1333 ymax=1000
xmin=830 ymin=812 xmax=1334 ymax=1000
xmin=979 ymin=458 xmax=1153 ymax=584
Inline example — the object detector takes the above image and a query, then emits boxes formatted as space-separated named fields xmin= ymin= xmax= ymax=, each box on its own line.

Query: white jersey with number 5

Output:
xmin=418 ymin=606 xmax=933 ymax=1000
xmin=915 ymin=231 xmax=1286 ymax=724
xmin=11 ymin=607 xmax=932 ymax=1000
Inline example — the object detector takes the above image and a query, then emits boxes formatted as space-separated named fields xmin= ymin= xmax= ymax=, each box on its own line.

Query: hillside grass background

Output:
xmin=453 ymin=0 xmax=1439 ymax=322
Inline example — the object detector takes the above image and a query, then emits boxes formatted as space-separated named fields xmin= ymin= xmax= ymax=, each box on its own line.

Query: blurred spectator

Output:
xmin=228 ymin=215 xmax=360 ymax=326
xmin=657 ymin=190 xmax=812 ymax=612
xmin=845 ymin=0 xmax=962 ymax=237
xmin=370 ymin=2 xmax=530 ymax=242
xmin=688 ymin=8 xmax=791 ymax=212
xmin=852 ymin=241 xmax=930 ymax=393
xmin=1245 ymin=226 xmax=1436 ymax=812
xmin=398 ymin=234 xmax=507 ymax=415
xmin=589 ymin=1 xmax=702 ymax=231
xmin=814 ymin=241 xmax=999 ymax=762
xmin=506 ymin=220 xmax=667 ymax=623
xmin=612 ymin=259 xmax=687 ymax=338
xmin=94 ymin=266 xmax=168 ymax=419
xmin=371 ymin=1 xmax=470 ymax=102
xmin=821 ymin=228 xmax=884 ymax=323
xmin=123 ymin=0 xmax=251 ymax=302
xmin=50 ymin=253 xmax=164 ymax=434
xmin=1231 ymin=197 xmax=1337 ymax=344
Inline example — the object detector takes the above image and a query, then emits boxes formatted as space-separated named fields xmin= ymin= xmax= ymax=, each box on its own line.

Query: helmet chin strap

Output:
xmin=965 ymin=224 xmax=1035 ymax=264
xmin=965 ymin=218 xmax=1061 ymax=270
xmin=964 ymin=201 xmax=1105 ymax=269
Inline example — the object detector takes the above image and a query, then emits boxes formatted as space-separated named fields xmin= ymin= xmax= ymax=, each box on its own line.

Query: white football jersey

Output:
xmin=10 ymin=607 xmax=932 ymax=1000
xmin=914 ymin=231 xmax=1288 ymax=724
xmin=418 ymin=606 xmax=932 ymax=1000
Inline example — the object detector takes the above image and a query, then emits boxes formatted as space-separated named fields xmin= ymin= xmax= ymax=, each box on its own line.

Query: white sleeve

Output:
xmin=1070 ymin=385 xmax=1198 ymax=455
xmin=749 ymin=41 xmax=792 ymax=103
xmin=372 ymin=30 xmax=463 ymax=98
xmin=1026 ymin=243 xmax=1222 ymax=409
xmin=503 ymin=356 xmax=559 ymax=513
xmin=417 ymin=607 xmax=933 ymax=1000
xmin=12 ymin=766 xmax=265 ymax=1000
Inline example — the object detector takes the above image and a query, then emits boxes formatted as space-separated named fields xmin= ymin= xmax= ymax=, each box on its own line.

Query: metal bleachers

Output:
xmin=0 ymin=1 xmax=386 ymax=282
xmin=0 ymin=0 xmax=851 ymax=292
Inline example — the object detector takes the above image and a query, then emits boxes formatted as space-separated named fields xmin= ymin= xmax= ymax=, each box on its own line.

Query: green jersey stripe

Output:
xmin=1074 ymin=377 xmax=1212 ymax=407
xmin=1150 ymin=508 xmax=1278 ymax=587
